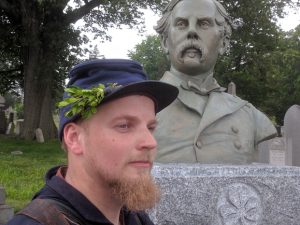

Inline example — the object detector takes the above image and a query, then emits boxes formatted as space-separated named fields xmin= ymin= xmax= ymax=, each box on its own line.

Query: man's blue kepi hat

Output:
xmin=58 ymin=59 xmax=178 ymax=140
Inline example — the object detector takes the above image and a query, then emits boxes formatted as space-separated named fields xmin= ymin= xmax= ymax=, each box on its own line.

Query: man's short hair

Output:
xmin=155 ymin=0 xmax=234 ymax=42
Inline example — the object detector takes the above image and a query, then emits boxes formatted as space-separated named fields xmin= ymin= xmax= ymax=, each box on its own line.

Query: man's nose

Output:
xmin=138 ymin=129 xmax=157 ymax=151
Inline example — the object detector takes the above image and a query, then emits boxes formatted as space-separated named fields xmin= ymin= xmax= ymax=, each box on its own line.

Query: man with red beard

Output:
xmin=6 ymin=59 xmax=178 ymax=225
xmin=154 ymin=0 xmax=277 ymax=164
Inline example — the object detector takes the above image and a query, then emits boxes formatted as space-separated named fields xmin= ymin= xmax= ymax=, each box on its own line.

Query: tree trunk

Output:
xmin=39 ymin=83 xmax=58 ymax=140
xmin=21 ymin=2 xmax=42 ymax=140
xmin=21 ymin=1 xmax=57 ymax=140
xmin=22 ymin=60 xmax=57 ymax=140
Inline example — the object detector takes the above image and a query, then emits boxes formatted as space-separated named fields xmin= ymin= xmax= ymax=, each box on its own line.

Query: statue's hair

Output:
xmin=155 ymin=0 xmax=235 ymax=42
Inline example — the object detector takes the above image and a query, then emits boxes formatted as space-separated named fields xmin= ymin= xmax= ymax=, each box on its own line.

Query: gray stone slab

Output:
xmin=15 ymin=119 xmax=24 ymax=135
xmin=0 ymin=204 xmax=14 ymax=225
xmin=258 ymin=140 xmax=269 ymax=163
xmin=284 ymin=105 xmax=300 ymax=166
xmin=149 ymin=164 xmax=300 ymax=225
xmin=5 ymin=122 xmax=14 ymax=135
xmin=35 ymin=128 xmax=44 ymax=143
xmin=227 ymin=81 xmax=236 ymax=96
xmin=258 ymin=138 xmax=286 ymax=165
xmin=0 ymin=187 xmax=4 ymax=205
xmin=269 ymin=137 xmax=286 ymax=166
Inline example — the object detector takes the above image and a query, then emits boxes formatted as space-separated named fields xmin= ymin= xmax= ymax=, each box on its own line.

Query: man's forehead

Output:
xmin=172 ymin=0 xmax=217 ymax=18
xmin=99 ymin=95 xmax=156 ymax=114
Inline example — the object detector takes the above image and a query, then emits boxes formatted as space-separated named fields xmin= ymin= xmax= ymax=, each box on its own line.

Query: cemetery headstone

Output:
xmin=149 ymin=164 xmax=300 ymax=225
xmin=5 ymin=123 xmax=15 ymax=135
xmin=15 ymin=119 xmax=24 ymax=135
xmin=0 ymin=186 xmax=13 ymax=225
xmin=258 ymin=140 xmax=269 ymax=163
xmin=0 ymin=96 xmax=6 ymax=134
xmin=4 ymin=107 xmax=15 ymax=135
xmin=258 ymin=138 xmax=286 ymax=165
xmin=227 ymin=81 xmax=236 ymax=96
xmin=284 ymin=105 xmax=300 ymax=166
xmin=269 ymin=137 xmax=286 ymax=165
xmin=35 ymin=128 xmax=44 ymax=143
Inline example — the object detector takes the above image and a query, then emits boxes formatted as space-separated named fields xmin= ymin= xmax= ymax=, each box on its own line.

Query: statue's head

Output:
xmin=155 ymin=0 xmax=233 ymax=76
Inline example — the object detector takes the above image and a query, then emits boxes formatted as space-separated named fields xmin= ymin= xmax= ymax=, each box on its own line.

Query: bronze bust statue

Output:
xmin=154 ymin=0 xmax=277 ymax=164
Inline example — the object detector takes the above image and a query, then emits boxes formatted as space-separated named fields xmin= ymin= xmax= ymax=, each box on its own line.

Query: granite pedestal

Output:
xmin=149 ymin=164 xmax=300 ymax=225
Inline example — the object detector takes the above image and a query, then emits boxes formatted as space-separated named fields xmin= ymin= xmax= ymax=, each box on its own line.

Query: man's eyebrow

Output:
xmin=111 ymin=115 xmax=157 ymax=124
xmin=111 ymin=115 xmax=138 ymax=121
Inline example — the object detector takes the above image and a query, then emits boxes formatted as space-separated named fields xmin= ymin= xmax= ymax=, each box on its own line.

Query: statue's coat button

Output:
xmin=234 ymin=140 xmax=242 ymax=150
xmin=196 ymin=141 xmax=202 ymax=149
xmin=231 ymin=126 xmax=239 ymax=133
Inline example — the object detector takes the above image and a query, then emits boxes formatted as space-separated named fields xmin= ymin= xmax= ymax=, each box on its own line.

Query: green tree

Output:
xmin=0 ymin=0 xmax=166 ymax=140
xmin=128 ymin=35 xmax=169 ymax=80
xmin=262 ymin=25 xmax=300 ymax=124
xmin=214 ymin=0 xmax=300 ymax=123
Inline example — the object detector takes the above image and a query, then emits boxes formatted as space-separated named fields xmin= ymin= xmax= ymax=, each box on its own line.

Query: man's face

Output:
xmin=80 ymin=95 xmax=157 ymax=182
xmin=72 ymin=95 xmax=159 ymax=210
xmin=164 ymin=0 xmax=224 ymax=75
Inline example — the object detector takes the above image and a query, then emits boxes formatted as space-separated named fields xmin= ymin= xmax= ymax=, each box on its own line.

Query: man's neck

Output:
xmin=170 ymin=66 xmax=213 ymax=84
xmin=65 ymin=164 xmax=123 ymax=225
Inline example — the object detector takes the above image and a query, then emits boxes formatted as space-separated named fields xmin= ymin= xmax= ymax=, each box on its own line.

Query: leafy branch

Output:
xmin=57 ymin=83 xmax=119 ymax=119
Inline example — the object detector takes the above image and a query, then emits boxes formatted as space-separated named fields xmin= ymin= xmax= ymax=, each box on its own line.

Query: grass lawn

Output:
xmin=0 ymin=135 xmax=66 ymax=212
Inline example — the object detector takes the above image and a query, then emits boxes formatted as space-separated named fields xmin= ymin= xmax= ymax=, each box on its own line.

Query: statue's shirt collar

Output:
xmin=161 ymin=71 xmax=225 ymax=95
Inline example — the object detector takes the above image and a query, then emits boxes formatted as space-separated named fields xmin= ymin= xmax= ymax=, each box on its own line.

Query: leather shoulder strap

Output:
xmin=18 ymin=198 xmax=70 ymax=225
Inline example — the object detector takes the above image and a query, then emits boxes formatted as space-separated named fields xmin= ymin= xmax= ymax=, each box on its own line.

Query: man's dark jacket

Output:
xmin=6 ymin=166 xmax=154 ymax=225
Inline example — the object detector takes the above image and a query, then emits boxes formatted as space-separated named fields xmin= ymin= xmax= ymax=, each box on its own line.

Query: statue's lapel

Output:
xmin=196 ymin=92 xmax=247 ymax=134
xmin=178 ymin=88 xmax=207 ymax=115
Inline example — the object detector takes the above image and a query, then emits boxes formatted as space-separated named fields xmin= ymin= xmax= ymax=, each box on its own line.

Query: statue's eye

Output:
xmin=176 ymin=19 xmax=188 ymax=29
xmin=198 ymin=20 xmax=210 ymax=29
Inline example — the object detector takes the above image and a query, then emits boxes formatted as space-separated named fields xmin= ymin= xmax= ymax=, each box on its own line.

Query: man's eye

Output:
xmin=117 ymin=124 xmax=129 ymax=129
xmin=148 ymin=125 xmax=157 ymax=133
xmin=115 ymin=122 xmax=131 ymax=132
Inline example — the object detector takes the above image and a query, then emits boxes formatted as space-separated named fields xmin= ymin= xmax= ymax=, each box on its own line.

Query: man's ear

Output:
xmin=63 ymin=123 xmax=84 ymax=155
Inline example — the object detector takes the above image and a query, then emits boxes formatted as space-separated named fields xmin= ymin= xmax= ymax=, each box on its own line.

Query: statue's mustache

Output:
xmin=176 ymin=41 xmax=203 ymax=58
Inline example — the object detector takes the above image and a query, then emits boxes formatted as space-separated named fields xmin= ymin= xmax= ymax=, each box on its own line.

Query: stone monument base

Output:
xmin=0 ymin=187 xmax=13 ymax=225
xmin=149 ymin=164 xmax=300 ymax=225
xmin=0 ymin=205 xmax=14 ymax=225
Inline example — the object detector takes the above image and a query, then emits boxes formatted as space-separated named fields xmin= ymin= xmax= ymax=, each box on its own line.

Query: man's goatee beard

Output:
xmin=108 ymin=174 xmax=160 ymax=211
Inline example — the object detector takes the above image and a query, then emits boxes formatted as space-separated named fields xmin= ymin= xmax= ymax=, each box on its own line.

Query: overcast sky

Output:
xmin=90 ymin=7 xmax=300 ymax=59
